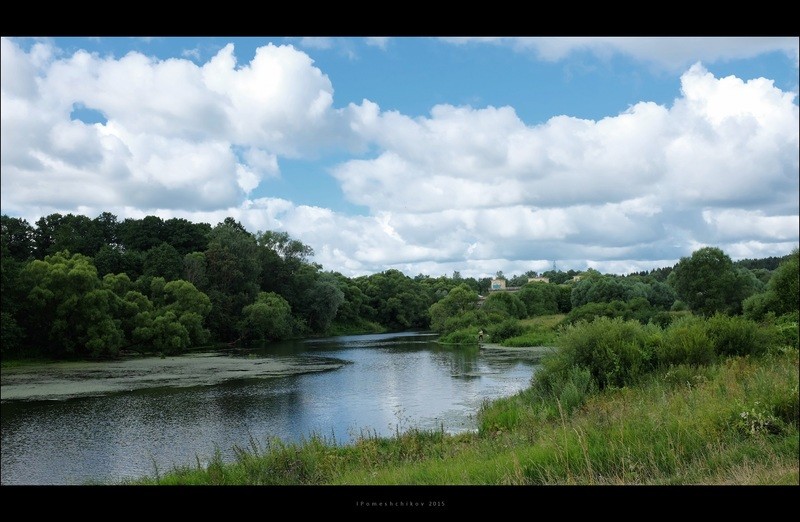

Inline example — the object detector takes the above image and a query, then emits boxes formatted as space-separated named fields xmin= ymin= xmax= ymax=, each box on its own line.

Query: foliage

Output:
xmin=705 ymin=313 xmax=769 ymax=358
xmin=438 ymin=327 xmax=481 ymax=345
xmin=482 ymin=291 xmax=527 ymax=319
xmin=486 ymin=318 xmax=525 ymax=342
xmin=428 ymin=284 xmax=479 ymax=333
xmin=545 ymin=317 xmax=659 ymax=389
xmin=667 ymin=247 xmax=761 ymax=316
xmin=239 ymin=292 xmax=294 ymax=341
xmin=18 ymin=251 xmax=126 ymax=358
xmin=656 ymin=315 xmax=715 ymax=367
xmin=516 ymin=283 xmax=560 ymax=317
xmin=743 ymin=249 xmax=799 ymax=321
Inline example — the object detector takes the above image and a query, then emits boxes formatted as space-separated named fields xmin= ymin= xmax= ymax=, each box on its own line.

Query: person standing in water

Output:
xmin=478 ymin=329 xmax=484 ymax=343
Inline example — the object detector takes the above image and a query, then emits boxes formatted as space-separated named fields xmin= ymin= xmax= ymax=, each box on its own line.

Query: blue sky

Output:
xmin=2 ymin=37 xmax=798 ymax=277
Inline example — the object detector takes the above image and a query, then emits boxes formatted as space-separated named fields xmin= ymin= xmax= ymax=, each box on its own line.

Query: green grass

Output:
xmin=499 ymin=314 xmax=564 ymax=347
xmin=129 ymin=346 xmax=799 ymax=485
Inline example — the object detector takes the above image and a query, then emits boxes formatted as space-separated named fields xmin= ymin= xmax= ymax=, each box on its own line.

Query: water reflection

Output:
xmin=1 ymin=331 xmax=539 ymax=485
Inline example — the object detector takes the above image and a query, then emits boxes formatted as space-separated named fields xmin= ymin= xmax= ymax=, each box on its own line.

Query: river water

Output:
xmin=1 ymin=331 xmax=541 ymax=485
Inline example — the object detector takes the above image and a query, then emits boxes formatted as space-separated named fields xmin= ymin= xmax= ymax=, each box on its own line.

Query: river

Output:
xmin=0 ymin=331 xmax=542 ymax=485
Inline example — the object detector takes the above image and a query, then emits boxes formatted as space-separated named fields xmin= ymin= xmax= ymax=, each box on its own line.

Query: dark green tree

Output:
xmin=204 ymin=219 xmax=261 ymax=341
xmin=143 ymin=242 xmax=183 ymax=281
xmin=517 ymin=282 xmax=560 ymax=317
xmin=239 ymin=291 xmax=294 ymax=341
xmin=429 ymin=284 xmax=479 ymax=332
xmin=667 ymin=247 xmax=758 ymax=316
xmin=118 ymin=215 xmax=166 ymax=252
xmin=482 ymin=291 xmax=527 ymax=319
xmin=1 ymin=215 xmax=35 ymax=261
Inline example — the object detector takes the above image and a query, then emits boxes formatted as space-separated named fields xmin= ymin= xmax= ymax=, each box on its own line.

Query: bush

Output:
xmin=649 ymin=310 xmax=692 ymax=329
xmin=542 ymin=317 xmax=658 ymax=389
xmin=705 ymin=313 xmax=768 ymax=357
xmin=774 ymin=312 xmax=799 ymax=350
xmin=441 ymin=310 xmax=484 ymax=335
xmin=657 ymin=315 xmax=715 ymax=367
xmin=439 ymin=327 xmax=480 ymax=345
xmin=487 ymin=318 xmax=524 ymax=343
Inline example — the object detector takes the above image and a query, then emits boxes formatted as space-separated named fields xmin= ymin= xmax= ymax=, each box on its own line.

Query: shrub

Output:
xmin=439 ymin=327 xmax=480 ymax=345
xmin=657 ymin=315 xmax=715 ymax=367
xmin=705 ymin=313 xmax=768 ymax=357
xmin=542 ymin=317 xmax=658 ymax=389
xmin=487 ymin=318 xmax=524 ymax=342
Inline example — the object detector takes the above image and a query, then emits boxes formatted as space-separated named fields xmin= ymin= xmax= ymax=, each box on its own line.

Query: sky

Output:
xmin=1 ymin=36 xmax=798 ymax=278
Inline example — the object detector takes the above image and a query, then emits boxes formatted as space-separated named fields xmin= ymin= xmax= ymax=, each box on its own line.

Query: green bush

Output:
xmin=542 ymin=317 xmax=658 ymax=389
xmin=442 ymin=310 xmax=484 ymax=335
xmin=705 ymin=313 xmax=768 ymax=357
xmin=771 ymin=312 xmax=799 ymax=350
xmin=657 ymin=315 xmax=715 ymax=367
xmin=649 ymin=310 xmax=692 ymax=329
xmin=487 ymin=318 xmax=524 ymax=342
xmin=439 ymin=327 xmax=480 ymax=345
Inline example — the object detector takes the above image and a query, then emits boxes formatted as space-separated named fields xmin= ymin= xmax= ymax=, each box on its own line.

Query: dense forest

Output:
xmin=1 ymin=212 xmax=796 ymax=360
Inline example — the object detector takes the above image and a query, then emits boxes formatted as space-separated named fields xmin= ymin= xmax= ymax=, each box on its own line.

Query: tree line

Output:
xmin=1 ymin=212 xmax=796 ymax=359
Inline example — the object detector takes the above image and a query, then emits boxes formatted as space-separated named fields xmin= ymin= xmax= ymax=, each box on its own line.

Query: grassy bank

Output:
xmin=131 ymin=314 xmax=799 ymax=486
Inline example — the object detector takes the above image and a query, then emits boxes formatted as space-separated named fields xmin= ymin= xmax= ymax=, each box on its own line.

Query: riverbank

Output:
xmin=130 ymin=346 xmax=798 ymax=485
xmin=0 ymin=352 xmax=347 ymax=401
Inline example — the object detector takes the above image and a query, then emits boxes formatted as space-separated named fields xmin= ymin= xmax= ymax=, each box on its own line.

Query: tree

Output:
xmin=204 ymin=219 xmax=261 ymax=341
xmin=163 ymin=218 xmax=211 ymax=256
xmin=1 ymin=215 xmax=35 ymax=261
xmin=517 ymin=282 xmax=560 ymax=317
xmin=50 ymin=214 xmax=104 ymax=257
xmin=359 ymin=269 xmax=431 ymax=330
xmin=18 ymin=251 xmax=126 ymax=357
xmin=767 ymin=248 xmax=799 ymax=315
xmin=239 ymin=292 xmax=293 ymax=341
xmin=571 ymin=274 xmax=633 ymax=309
xmin=183 ymin=252 xmax=209 ymax=290
xmin=667 ymin=247 xmax=758 ymax=316
xmin=429 ymin=284 xmax=479 ymax=332
xmin=303 ymin=274 xmax=345 ymax=332
xmin=143 ymin=242 xmax=183 ymax=281
xmin=483 ymin=291 xmax=527 ymax=319
xmin=743 ymin=248 xmax=799 ymax=320
xmin=33 ymin=213 xmax=63 ymax=258
xmin=646 ymin=281 xmax=677 ymax=310
xmin=93 ymin=245 xmax=125 ymax=277
xmin=93 ymin=212 xmax=120 ymax=248
xmin=118 ymin=215 xmax=166 ymax=252
xmin=1 ymin=233 xmax=27 ymax=356
xmin=126 ymin=277 xmax=212 ymax=353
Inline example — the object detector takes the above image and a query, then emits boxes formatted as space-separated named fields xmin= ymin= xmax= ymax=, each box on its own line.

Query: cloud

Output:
xmin=365 ymin=37 xmax=390 ymax=50
xmin=442 ymin=37 xmax=800 ymax=70
xmin=181 ymin=48 xmax=201 ymax=60
xmin=298 ymin=37 xmax=334 ymax=50
xmin=328 ymin=63 xmax=798 ymax=274
xmin=2 ymin=37 xmax=797 ymax=279
xmin=1 ymin=37 xmax=358 ymax=220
